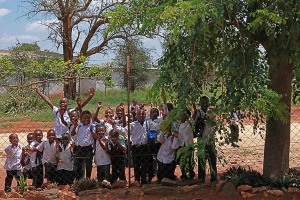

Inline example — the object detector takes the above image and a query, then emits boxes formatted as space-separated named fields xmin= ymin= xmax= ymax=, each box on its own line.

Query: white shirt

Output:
xmin=57 ymin=143 xmax=73 ymax=171
xmin=94 ymin=137 xmax=111 ymax=166
xmin=4 ymin=144 xmax=22 ymax=171
xmin=177 ymin=121 xmax=194 ymax=147
xmin=29 ymin=140 xmax=43 ymax=168
xmin=53 ymin=106 xmax=71 ymax=138
xmin=130 ymin=121 xmax=147 ymax=146
xmin=157 ymin=133 xmax=179 ymax=164
xmin=37 ymin=141 xmax=58 ymax=165
xmin=74 ymin=123 xmax=94 ymax=146
xmin=195 ymin=109 xmax=215 ymax=143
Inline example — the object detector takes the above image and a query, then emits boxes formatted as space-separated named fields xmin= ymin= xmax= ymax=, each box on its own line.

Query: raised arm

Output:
xmin=35 ymin=88 xmax=54 ymax=109
xmin=77 ymin=87 xmax=95 ymax=110
xmin=93 ymin=101 xmax=102 ymax=123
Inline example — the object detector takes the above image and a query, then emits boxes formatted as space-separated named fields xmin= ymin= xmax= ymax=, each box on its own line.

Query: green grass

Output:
xmin=0 ymin=88 xmax=152 ymax=122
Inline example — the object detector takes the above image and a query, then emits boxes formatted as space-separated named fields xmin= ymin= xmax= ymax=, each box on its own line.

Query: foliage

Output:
xmin=16 ymin=176 xmax=30 ymax=194
xmin=113 ymin=38 xmax=153 ymax=92
xmin=271 ymin=175 xmax=298 ymax=189
xmin=220 ymin=166 xmax=271 ymax=187
xmin=71 ymin=178 xmax=99 ymax=195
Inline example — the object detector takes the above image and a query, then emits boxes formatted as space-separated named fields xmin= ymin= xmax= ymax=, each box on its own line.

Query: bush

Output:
xmin=71 ymin=178 xmax=99 ymax=195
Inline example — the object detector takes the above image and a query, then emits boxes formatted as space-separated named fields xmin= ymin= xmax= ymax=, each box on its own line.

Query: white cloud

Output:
xmin=0 ymin=8 xmax=10 ymax=17
xmin=25 ymin=19 xmax=58 ymax=33
xmin=0 ymin=34 xmax=39 ymax=43
xmin=0 ymin=0 xmax=7 ymax=3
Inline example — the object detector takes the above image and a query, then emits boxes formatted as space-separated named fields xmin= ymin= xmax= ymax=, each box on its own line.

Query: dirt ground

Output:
xmin=1 ymin=107 xmax=300 ymax=199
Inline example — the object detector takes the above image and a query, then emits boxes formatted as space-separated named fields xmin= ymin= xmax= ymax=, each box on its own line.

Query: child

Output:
xmin=36 ymin=129 xmax=59 ymax=183
xmin=69 ymin=109 xmax=80 ymax=142
xmin=71 ymin=110 xmax=94 ymax=180
xmin=156 ymin=126 xmax=179 ymax=183
xmin=57 ymin=133 xmax=74 ymax=185
xmin=35 ymin=87 xmax=95 ymax=140
xmin=21 ymin=133 xmax=34 ymax=180
xmin=193 ymin=96 xmax=217 ymax=183
xmin=108 ymin=131 xmax=126 ymax=184
xmin=93 ymin=124 xmax=112 ymax=187
xmin=4 ymin=133 xmax=23 ymax=193
xmin=93 ymin=101 xmax=114 ymax=136
xmin=175 ymin=108 xmax=195 ymax=180
xmin=130 ymin=98 xmax=139 ymax=121
xmin=130 ymin=109 xmax=148 ymax=185
xmin=29 ymin=129 xmax=44 ymax=188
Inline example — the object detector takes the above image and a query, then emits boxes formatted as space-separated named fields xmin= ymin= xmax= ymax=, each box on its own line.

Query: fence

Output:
xmin=0 ymin=78 xmax=300 ymax=193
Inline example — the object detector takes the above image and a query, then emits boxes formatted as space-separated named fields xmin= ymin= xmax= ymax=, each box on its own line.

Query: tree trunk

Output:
xmin=263 ymin=52 xmax=293 ymax=178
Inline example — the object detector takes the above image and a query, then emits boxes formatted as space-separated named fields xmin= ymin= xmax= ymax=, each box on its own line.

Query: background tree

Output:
xmin=22 ymin=0 xmax=129 ymax=99
xmin=107 ymin=0 xmax=300 ymax=178
xmin=114 ymin=38 xmax=152 ymax=92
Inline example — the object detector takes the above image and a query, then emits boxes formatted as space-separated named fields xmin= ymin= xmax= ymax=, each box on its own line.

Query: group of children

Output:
xmin=4 ymin=88 xmax=219 ymax=192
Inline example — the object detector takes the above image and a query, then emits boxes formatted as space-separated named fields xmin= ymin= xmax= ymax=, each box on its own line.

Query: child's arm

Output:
xmin=171 ymin=134 xmax=180 ymax=150
xmin=75 ymin=97 xmax=82 ymax=114
xmin=75 ymin=87 xmax=95 ymax=110
xmin=93 ymin=101 xmax=102 ymax=123
xmin=120 ymin=103 xmax=126 ymax=127
xmin=4 ymin=144 xmax=13 ymax=154
xmin=116 ymin=141 xmax=126 ymax=155
xmin=157 ymin=133 xmax=165 ymax=144
xmin=35 ymin=88 xmax=54 ymax=109
xmin=59 ymin=108 xmax=69 ymax=127
xmin=71 ymin=121 xmax=79 ymax=136
xmin=56 ymin=141 xmax=62 ymax=152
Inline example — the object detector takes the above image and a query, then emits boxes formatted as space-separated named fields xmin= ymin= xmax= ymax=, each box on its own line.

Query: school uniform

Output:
xmin=37 ymin=141 xmax=58 ymax=183
xmin=157 ymin=133 xmax=179 ymax=182
xmin=21 ymin=145 xmax=33 ymax=180
xmin=4 ymin=144 xmax=23 ymax=192
xmin=94 ymin=136 xmax=111 ymax=183
xmin=108 ymin=137 xmax=126 ymax=183
xmin=30 ymin=140 xmax=44 ymax=188
xmin=57 ymin=143 xmax=74 ymax=185
xmin=53 ymin=106 xmax=71 ymax=139
xmin=73 ymin=123 xmax=94 ymax=180
xmin=130 ymin=121 xmax=148 ymax=184
xmin=177 ymin=121 xmax=195 ymax=179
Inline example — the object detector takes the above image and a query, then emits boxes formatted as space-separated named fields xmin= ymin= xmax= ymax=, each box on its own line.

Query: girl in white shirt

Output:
xmin=4 ymin=133 xmax=23 ymax=192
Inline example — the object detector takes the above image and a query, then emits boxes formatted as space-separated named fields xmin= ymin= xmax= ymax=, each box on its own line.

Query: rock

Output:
xmin=109 ymin=188 xmax=129 ymax=199
xmin=216 ymin=181 xmax=226 ymax=191
xmin=23 ymin=190 xmax=47 ymax=200
xmin=39 ymin=188 xmax=59 ymax=199
xmin=57 ymin=191 xmax=77 ymax=200
xmin=8 ymin=191 xmax=23 ymax=198
xmin=288 ymin=187 xmax=300 ymax=193
xmin=78 ymin=188 xmax=108 ymax=196
xmin=181 ymin=185 xmax=202 ymax=194
xmin=143 ymin=186 xmax=178 ymax=196
xmin=240 ymin=191 xmax=257 ymax=198
xmin=59 ymin=185 xmax=71 ymax=192
xmin=0 ymin=190 xmax=7 ymax=199
xmin=237 ymin=185 xmax=252 ymax=192
xmin=259 ymin=186 xmax=268 ymax=192
xmin=268 ymin=189 xmax=284 ymax=197
xmin=252 ymin=187 xmax=259 ymax=193
xmin=161 ymin=178 xmax=177 ymax=186
xmin=112 ymin=180 xmax=127 ymax=188
xmin=219 ymin=182 xmax=239 ymax=198
xmin=281 ymin=187 xmax=287 ymax=192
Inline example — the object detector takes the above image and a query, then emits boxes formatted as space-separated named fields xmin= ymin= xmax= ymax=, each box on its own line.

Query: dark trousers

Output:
xmin=198 ymin=144 xmax=217 ymax=182
xmin=57 ymin=170 xmax=74 ymax=185
xmin=73 ymin=145 xmax=93 ymax=180
xmin=147 ymin=143 xmax=162 ymax=181
xmin=111 ymin=157 xmax=126 ymax=183
xmin=33 ymin=164 xmax=43 ymax=188
xmin=131 ymin=145 xmax=148 ymax=184
xmin=23 ymin=168 xmax=33 ymax=179
xmin=157 ymin=161 xmax=177 ymax=181
xmin=97 ymin=164 xmax=111 ymax=183
xmin=5 ymin=170 xmax=22 ymax=192
xmin=178 ymin=146 xmax=195 ymax=179
xmin=44 ymin=162 xmax=57 ymax=183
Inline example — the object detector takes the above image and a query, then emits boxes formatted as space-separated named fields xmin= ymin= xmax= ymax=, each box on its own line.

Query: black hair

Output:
xmin=150 ymin=107 xmax=159 ymax=115
xmin=81 ymin=110 xmax=92 ymax=117
xmin=200 ymin=96 xmax=210 ymax=105
xmin=167 ymin=103 xmax=174 ymax=112
xmin=110 ymin=131 xmax=119 ymax=138
xmin=61 ymin=133 xmax=70 ymax=139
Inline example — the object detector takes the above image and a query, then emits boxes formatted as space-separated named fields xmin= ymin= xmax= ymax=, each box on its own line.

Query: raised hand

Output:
xmin=89 ymin=87 xmax=95 ymax=98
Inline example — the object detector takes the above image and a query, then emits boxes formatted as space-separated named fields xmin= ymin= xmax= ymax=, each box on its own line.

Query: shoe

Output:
xmin=101 ymin=180 xmax=112 ymax=188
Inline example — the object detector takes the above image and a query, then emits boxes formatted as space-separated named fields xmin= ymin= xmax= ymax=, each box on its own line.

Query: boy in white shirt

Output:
xmin=36 ymin=129 xmax=59 ymax=183
xmin=4 ymin=133 xmax=23 ymax=193
xmin=30 ymin=129 xmax=44 ymax=188
xmin=21 ymin=133 xmax=34 ymax=180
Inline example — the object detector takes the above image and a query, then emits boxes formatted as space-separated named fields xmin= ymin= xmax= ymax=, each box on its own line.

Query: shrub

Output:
xmin=71 ymin=178 xmax=99 ymax=195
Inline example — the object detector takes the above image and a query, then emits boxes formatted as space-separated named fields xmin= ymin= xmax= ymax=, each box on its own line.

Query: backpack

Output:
xmin=146 ymin=122 xmax=158 ymax=149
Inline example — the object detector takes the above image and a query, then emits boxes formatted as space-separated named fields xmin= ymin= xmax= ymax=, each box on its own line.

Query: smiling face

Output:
xmin=34 ymin=130 xmax=43 ymax=142
xmin=27 ymin=133 xmax=34 ymax=145
xmin=105 ymin=108 xmax=114 ymax=119
xmin=61 ymin=134 xmax=70 ymax=146
xmin=59 ymin=98 xmax=69 ymax=109
xmin=47 ymin=129 xmax=56 ymax=143
xmin=96 ymin=126 xmax=106 ymax=138
xmin=70 ymin=110 xmax=79 ymax=124
xmin=81 ymin=113 xmax=91 ymax=126
xmin=137 ymin=109 xmax=146 ymax=123
xmin=9 ymin=134 xmax=19 ymax=146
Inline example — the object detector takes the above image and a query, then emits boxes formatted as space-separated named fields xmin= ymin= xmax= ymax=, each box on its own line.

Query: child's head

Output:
xmin=96 ymin=123 xmax=106 ymax=138
xmin=9 ymin=133 xmax=19 ymax=146
xmin=179 ymin=108 xmax=191 ymax=123
xmin=167 ymin=103 xmax=174 ymax=112
xmin=137 ymin=109 xmax=146 ymax=122
xmin=115 ymin=106 xmax=123 ymax=119
xmin=34 ymin=129 xmax=43 ymax=142
xmin=61 ymin=133 xmax=70 ymax=146
xmin=27 ymin=133 xmax=35 ymax=145
xmin=132 ymin=98 xmax=138 ymax=106
xmin=70 ymin=110 xmax=79 ymax=124
xmin=200 ymin=96 xmax=209 ymax=111
xmin=150 ymin=108 xmax=159 ymax=120
xmin=47 ymin=129 xmax=56 ymax=143
xmin=81 ymin=110 xmax=92 ymax=126
xmin=110 ymin=131 xmax=119 ymax=143
xmin=127 ymin=113 xmax=133 ymax=123
xmin=59 ymin=97 xmax=69 ymax=109
xmin=104 ymin=108 xmax=114 ymax=119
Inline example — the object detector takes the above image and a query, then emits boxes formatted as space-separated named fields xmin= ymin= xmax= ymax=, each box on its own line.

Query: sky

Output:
xmin=0 ymin=0 xmax=163 ymax=65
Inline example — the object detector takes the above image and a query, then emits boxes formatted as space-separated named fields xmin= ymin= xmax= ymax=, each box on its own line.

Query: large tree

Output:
xmin=107 ymin=0 xmax=300 ymax=177
xmin=22 ymin=0 xmax=129 ymax=99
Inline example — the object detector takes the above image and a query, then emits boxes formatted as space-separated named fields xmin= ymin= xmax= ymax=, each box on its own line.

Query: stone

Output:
xmin=57 ymin=191 xmax=77 ymax=200
xmin=288 ymin=187 xmax=300 ymax=193
xmin=251 ymin=187 xmax=259 ymax=193
xmin=112 ymin=180 xmax=127 ymax=188
xmin=0 ymin=190 xmax=7 ymax=199
xmin=268 ymin=189 xmax=284 ymax=197
xmin=240 ymin=191 xmax=257 ymax=198
xmin=216 ymin=180 xmax=227 ymax=191
xmin=143 ymin=186 xmax=178 ymax=196
xmin=219 ymin=182 xmax=239 ymax=198
xmin=161 ymin=178 xmax=178 ymax=187
xmin=237 ymin=185 xmax=252 ymax=192
xmin=23 ymin=191 xmax=47 ymax=200
xmin=281 ymin=187 xmax=287 ymax=192
xmin=78 ymin=188 xmax=108 ymax=196
xmin=259 ymin=186 xmax=268 ymax=192
xmin=8 ymin=191 xmax=23 ymax=198
xmin=109 ymin=188 xmax=129 ymax=199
